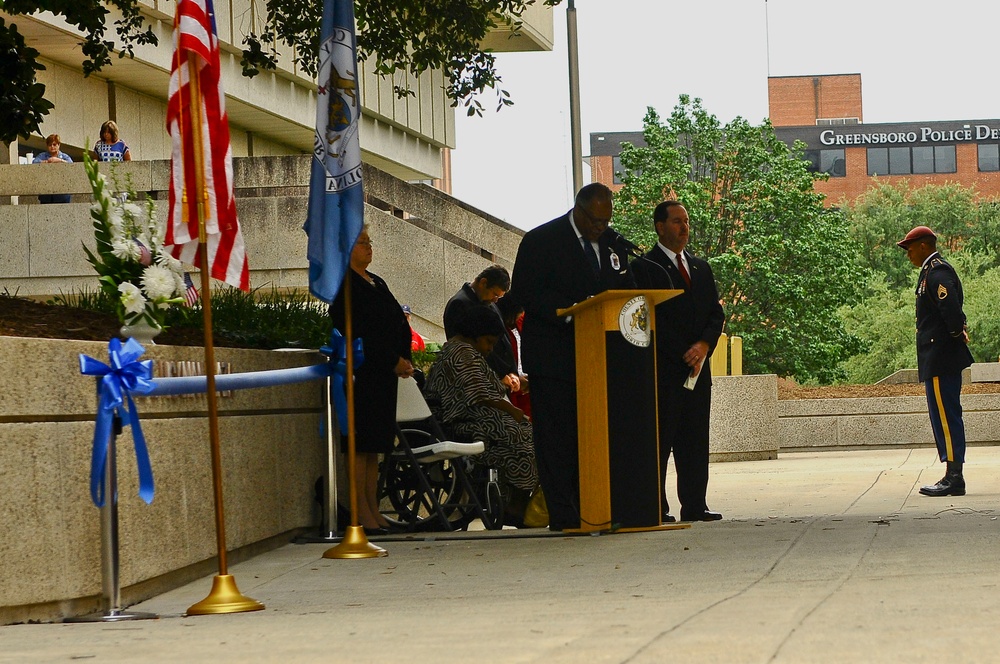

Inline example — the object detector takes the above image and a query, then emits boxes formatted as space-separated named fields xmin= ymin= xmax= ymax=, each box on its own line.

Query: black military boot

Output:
xmin=919 ymin=461 xmax=966 ymax=496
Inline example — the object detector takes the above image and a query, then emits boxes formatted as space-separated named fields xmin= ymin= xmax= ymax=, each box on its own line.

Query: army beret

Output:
xmin=897 ymin=226 xmax=936 ymax=249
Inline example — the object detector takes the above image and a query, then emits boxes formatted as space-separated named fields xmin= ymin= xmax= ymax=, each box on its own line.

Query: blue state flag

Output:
xmin=305 ymin=0 xmax=364 ymax=303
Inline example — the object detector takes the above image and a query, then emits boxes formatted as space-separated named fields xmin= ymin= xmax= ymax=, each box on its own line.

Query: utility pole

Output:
xmin=566 ymin=0 xmax=583 ymax=194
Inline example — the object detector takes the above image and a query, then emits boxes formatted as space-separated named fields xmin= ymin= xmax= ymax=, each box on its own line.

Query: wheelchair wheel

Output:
xmin=484 ymin=476 xmax=504 ymax=530
xmin=378 ymin=429 xmax=475 ymax=531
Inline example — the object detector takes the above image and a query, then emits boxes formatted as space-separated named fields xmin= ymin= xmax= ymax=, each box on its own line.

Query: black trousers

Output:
xmin=529 ymin=375 xmax=580 ymax=529
xmin=658 ymin=373 xmax=712 ymax=516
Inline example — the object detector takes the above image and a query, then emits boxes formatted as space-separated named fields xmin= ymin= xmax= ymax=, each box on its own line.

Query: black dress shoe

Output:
xmin=919 ymin=475 xmax=966 ymax=496
xmin=662 ymin=514 xmax=676 ymax=523
xmin=681 ymin=510 xmax=723 ymax=522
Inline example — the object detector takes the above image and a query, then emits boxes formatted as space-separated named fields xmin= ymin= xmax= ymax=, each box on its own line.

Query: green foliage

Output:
xmin=0 ymin=18 xmax=53 ymax=143
xmin=242 ymin=0 xmax=561 ymax=116
xmin=201 ymin=287 xmax=334 ymax=349
xmin=836 ymin=277 xmax=914 ymax=384
xmin=0 ymin=0 xmax=561 ymax=142
xmin=949 ymin=252 xmax=1000 ymax=364
xmin=836 ymin=185 xmax=1000 ymax=381
xmin=0 ymin=1 xmax=156 ymax=144
xmin=411 ymin=343 xmax=442 ymax=373
xmin=613 ymin=96 xmax=865 ymax=382
xmin=55 ymin=285 xmax=335 ymax=350
xmin=844 ymin=180 xmax=1000 ymax=291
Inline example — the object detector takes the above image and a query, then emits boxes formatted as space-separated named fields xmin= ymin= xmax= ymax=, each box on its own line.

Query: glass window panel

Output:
xmin=821 ymin=149 xmax=846 ymax=177
xmin=804 ymin=150 xmax=822 ymax=173
xmin=912 ymin=146 xmax=934 ymax=174
xmin=934 ymin=145 xmax=956 ymax=173
xmin=612 ymin=155 xmax=624 ymax=185
xmin=889 ymin=147 xmax=911 ymax=175
xmin=868 ymin=148 xmax=888 ymax=176
xmin=979 ymin=144 xmax=1000 ymax=172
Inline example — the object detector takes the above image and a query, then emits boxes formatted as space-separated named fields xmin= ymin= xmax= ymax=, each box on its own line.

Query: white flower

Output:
xmin=118 ymin=281 xmax=146 ymax=316
xmin=142 ymin=264 xmax=179 ymax=300
xmin=111 ymin=238 xmax=141 ymax=262
xmin=157 ymin=252 xmax=183 ymax=273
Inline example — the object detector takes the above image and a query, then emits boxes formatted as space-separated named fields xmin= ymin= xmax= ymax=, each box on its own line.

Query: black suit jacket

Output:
xmin=631 ymin=245 xmax=725 ymax=386
xmin=509 ymin=212 xmax=635 ymax=380
xmin=915 ymin=253 xmax=974 ymax=381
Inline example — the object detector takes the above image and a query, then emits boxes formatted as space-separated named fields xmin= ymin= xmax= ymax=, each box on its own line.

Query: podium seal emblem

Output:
xmin=618 ymin=296 xmax=650 ymax=347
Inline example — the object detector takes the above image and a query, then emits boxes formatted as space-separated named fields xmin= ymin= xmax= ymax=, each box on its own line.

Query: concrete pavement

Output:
xmin=3 ymin=447 xmax=999 ymax=663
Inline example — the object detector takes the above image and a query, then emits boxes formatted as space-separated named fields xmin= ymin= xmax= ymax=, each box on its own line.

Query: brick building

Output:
xmin=590 ymin=73 xmax=1000 ymax=206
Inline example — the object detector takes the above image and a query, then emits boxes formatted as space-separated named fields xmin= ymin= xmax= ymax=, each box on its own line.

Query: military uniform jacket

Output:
xmin=915 ymin=253 xmax=974 ymax=382
xmin=509 ymin=212 xmax=635 ymax=380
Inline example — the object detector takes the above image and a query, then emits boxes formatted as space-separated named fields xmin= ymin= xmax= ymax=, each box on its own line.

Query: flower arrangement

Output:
xmin=82 ymin=152 xmax=191 ymax=331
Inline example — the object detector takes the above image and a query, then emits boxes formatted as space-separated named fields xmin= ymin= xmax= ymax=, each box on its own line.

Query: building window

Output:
xmin=978 ymin=144 xmax=999 ymax=172
xmin=816 ymin=118 xmax=860 ymax=126
xmin=804 ymin=149 xmax=846 ymax=177
xmin=912 ymin=146 xmax=934 ymax=174
xmin=867 ymin=148 xmax=888 ymax=176
xmin=612 ymin=155 xmax=624 ymax=185
xmin=868 ymin=145 xmax=957 ymax=176
xmin=934 ymin=146 xmax=956 ymax=173
xmin=889 ymin=147 xmax=911 ymax=175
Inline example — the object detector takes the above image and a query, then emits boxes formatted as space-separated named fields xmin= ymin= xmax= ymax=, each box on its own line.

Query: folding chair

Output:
xmin=379 ymin=377 xmax=503 ymax=531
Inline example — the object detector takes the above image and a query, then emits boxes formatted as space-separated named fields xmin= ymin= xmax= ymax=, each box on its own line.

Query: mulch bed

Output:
xmin=0 ymin=295 xmax=234 ymax=347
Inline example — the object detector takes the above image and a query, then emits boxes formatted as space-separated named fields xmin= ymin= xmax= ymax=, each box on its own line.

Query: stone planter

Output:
xmin=0 ymin=336 xmax=326 ymax=625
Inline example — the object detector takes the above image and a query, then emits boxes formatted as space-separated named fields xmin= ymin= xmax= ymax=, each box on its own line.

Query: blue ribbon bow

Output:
xmin=320 ymin=329 xmax=364 ymax=428
xmin=79 ymin=338 xmax=156 ymax=507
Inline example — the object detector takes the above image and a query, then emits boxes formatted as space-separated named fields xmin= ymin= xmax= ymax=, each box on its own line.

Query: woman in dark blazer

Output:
xmin=330 ymin=227 xmax=414 ymax=531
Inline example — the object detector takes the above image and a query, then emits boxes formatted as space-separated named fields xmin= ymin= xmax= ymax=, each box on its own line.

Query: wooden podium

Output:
xmin=556 ymin=289 xmax=688 ymax=533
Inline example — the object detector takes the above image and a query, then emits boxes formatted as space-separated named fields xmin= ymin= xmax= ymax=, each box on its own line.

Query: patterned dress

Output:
xmin=426 ymin=340 xmax=537 ymax=491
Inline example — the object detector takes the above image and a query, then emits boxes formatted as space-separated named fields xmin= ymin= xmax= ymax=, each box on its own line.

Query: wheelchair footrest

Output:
xmin=397 ymin=440 xmax=485 ymax=463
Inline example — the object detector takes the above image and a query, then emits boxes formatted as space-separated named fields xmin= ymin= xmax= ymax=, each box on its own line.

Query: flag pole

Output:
xmin=183 ymin=51 xmax=264 ymax=615
xmin=324 ymin=270 xmax=387 ymax=558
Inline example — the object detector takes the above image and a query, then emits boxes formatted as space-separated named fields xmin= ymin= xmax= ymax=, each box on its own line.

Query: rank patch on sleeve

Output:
xmin=937 ymin=284 xmax=948 ymax=299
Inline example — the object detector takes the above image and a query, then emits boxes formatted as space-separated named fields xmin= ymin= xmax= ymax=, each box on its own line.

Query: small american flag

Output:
xmin=134 ymin=240 xmax=153 ymax=266
xmin=182 ymin=272 xmax=200 ymax=307
xmin=164 ymin=0 xmax=250 ymax=291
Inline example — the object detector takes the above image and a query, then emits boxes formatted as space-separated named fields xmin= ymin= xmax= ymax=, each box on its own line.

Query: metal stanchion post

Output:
xmin=65 ymin=415 xmax=158 ymax=623
xmin=325 ymin=375 xmax=340 ymax=538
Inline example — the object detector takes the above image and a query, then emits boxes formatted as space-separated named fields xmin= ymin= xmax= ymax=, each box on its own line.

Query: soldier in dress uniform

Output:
xmin=897 ymin=226 xmax=975 ymax=496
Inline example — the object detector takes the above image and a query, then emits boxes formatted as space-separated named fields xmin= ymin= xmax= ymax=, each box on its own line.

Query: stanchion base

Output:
xmin=293 ymin=531 xmax=343 ymax=544
xmin=64 ymin=609 xmax=159 ymax=623
xmin=323 ymin=525 xmax=388 ymax=559
xmin=186 ymin=574 xmax=265 ymax=615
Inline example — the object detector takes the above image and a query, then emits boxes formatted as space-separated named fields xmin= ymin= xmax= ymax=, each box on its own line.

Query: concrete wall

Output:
xmin=0 ymin=337 xmax=326 ymax=625
xmin=0 ymin=156 xmax=526 ymax=343
xmin=778 ymin=392 xmax=1000 ymax=452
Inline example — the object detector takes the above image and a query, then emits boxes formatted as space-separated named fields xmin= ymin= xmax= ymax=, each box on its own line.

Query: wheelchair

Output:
xmin=377 ymin=377 xmax=505 ymax=532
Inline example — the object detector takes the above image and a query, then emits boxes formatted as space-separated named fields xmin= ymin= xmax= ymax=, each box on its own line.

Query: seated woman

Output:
xmin=424 ymin=305 xmax=538 ymax=524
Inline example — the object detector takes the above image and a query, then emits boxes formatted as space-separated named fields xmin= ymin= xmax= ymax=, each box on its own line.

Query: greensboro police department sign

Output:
xmin=819 ymin=123 xmax=1000 ymax=147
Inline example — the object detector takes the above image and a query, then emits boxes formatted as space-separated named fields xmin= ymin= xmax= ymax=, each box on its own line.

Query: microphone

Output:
xmin=607 ymin=229 xmax=643 ymax=258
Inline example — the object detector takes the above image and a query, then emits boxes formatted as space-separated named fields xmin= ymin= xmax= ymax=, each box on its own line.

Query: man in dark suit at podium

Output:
xmin=631 ymin=200 xmax=725 ymax=523
xmin=509 ymin=183 xmax=635 ymax=531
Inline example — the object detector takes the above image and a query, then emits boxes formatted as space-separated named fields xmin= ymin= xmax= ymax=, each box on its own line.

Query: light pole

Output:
xmin=566 ymin=0 xmax=583 ymax=194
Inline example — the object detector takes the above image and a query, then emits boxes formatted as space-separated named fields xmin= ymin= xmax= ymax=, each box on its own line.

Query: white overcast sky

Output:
xmin=450 ymin=0 xmax=1000 ymax=230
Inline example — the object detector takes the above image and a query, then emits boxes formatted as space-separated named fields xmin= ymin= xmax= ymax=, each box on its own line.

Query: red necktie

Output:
xmin=676 ymin=254 xmax=691 ymax=288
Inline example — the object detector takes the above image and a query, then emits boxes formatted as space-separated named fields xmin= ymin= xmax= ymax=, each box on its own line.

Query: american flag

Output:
xmin=182 ymin=272 xmax=200 ymax=307
xmin=164 ymin=0 xmax=250 ymax=291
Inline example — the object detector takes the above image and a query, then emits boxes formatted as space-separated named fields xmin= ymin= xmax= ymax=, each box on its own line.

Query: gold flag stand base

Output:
xmin=186 ymin=574 xmax=265 ymax=615
xmin=323 ymin=525 xmax=387 ymax=559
